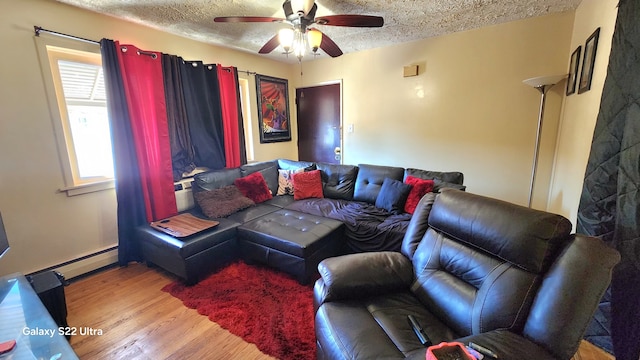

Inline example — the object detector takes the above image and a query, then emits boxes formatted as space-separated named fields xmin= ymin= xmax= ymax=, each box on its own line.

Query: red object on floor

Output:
xmin=162 ymin=262 xmax=315 ymax=360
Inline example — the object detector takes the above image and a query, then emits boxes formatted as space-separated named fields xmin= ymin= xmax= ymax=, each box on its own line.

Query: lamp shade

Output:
xmin=290 ymin=0 xmax=315 ymax=15
xmin=307 ymin=29 xmax=322 ymax=52
xmin=278 ymin=28 xmax=294 ymax=52
xmin=522 ymin=74 xmax=567 ymax=88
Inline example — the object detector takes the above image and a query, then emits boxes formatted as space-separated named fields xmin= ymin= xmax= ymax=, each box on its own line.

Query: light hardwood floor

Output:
xmin=65 ymin=263 xmax=614 ymax=360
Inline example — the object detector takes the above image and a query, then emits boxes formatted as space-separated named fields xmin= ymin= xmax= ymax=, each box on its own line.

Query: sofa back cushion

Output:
xmin=410 ymin=189 xmax=572 ymax=337
xmin=316 ymin=163 xmax=358 ymax=200
xmin=353 ymin=164 xmax=404 ymax=204
xmin=404 ymin=168 xmax=464 ymax=185
xmin=429 ymin=190 xmax=572 ymax=274
xmin=193 ymin=168 xmax=242 ymax=192
xmin=277 ymin=159 xmax=316 ymax=171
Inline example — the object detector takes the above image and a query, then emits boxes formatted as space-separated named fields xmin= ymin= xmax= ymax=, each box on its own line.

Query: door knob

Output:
xmin=334 ymin=147 xmax=341 ymax=154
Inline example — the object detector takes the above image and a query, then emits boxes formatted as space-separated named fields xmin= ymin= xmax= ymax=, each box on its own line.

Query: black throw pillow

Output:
xmin=375 ymin=178 xmax=412 ymax=214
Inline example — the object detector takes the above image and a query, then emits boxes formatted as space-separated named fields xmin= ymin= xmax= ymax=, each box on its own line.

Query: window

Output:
xmin=238 ymin=77 xmax=255 ymax=161
xmin=37 ymin=39 xmax=115 ymax=195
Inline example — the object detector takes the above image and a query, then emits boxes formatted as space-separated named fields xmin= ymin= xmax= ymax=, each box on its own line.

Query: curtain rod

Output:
xmin=34 ymin=26 xmax=100 ymax=45
xmin=34 ymin=26 xmax=256 ymax=71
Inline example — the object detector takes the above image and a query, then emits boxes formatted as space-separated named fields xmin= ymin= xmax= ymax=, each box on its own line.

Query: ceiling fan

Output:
xmin=213 ymin=0 xmax=384 ymax=60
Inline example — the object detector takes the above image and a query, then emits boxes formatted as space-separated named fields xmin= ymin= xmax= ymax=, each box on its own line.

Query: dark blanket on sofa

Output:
xmin=286 ymin=198 xmax=411 ymax=252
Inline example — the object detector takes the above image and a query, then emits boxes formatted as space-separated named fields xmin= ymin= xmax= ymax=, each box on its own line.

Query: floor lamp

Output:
xmin=522 ymin=74 xmax=566 ymax=208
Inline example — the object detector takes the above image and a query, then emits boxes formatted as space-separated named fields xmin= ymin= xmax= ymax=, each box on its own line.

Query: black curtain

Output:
xmin=162 ymin=54 xmax=196 ymax=180
xmin=100 ymin=39 xmax=147 ymax=265
xmin=577 ymin=1 xmax=640 ymax=359
xmin=180 ymin=61 xmax=226 ymax=169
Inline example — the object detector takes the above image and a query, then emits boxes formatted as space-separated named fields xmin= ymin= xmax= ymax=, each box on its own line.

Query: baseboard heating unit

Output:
xmin=28 ymin=246 xmax=118 ymax=281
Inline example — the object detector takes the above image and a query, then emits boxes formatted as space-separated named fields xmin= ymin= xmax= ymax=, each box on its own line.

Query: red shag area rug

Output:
xmin=162 ymin=262 xmax=315 ymax=360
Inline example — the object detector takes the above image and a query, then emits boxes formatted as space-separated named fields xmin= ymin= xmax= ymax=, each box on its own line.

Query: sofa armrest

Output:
xmin=456 ymin=329 xmax=557 ymax=360
xmin=314 ymin=252 xmax=413 ymax=308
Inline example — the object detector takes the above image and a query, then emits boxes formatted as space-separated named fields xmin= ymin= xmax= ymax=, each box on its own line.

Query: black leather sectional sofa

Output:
xmin=136 ymin=159 xmax=464 ymax=284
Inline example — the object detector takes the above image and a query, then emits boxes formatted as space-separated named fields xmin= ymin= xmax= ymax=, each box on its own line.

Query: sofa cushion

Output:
xmin=405 ymin=168 xmax=464 ymax=185
xmin=404 ymin=176 xmax=435 ymax=214
xmin=192 ymin=168 xmax=241 ymax=192
xmin=293 ymin=169 xmax=324 ymax=200
xmin=354 ymin=164 xmax=405 ymax=204
xmin=316 ymin=162 xmax=358 ymax=200
xmin=234 ymin=172 xmax=273 ymax=204
xmin=193 ymin=185 xmax=255 ymax=218
xmin=428 ymin=190 xmax=572 ymax=274
xmin=277 ymin=168 xmax=304 ymax=195
xmin=277 ymin=159 xmax=316 ymax=171
xmin=375 ymin=178 xmax=412 ymax=214
xmin=240 ymin=161 xmax=279 ymax=195
xmin=226 ymin=203 xmax=280 ymax=224
xmin=315 ymin=292 xmax=459 ymax=359
xmin=264 ymin=195 xmax=296 ymax=208
xmin=433 ymin=180 xmax=467 ymax=192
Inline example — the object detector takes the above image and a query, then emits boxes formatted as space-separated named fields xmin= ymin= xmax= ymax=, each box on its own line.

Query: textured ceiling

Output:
xmin=56 ymin=0 xmax=581 ymax=63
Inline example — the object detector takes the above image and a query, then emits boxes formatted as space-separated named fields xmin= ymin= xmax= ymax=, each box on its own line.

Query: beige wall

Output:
xmin=296 ymin=12 xmax=574 ymax=208
xmin=547 ymin=0 xmax=619 ymax=228
xmin=0 ymin=0 xmax=297 ymax=276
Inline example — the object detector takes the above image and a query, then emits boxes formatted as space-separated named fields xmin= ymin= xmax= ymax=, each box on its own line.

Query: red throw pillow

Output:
xmin=234 ymin=171 xmax=273 ymax=204
xmin=404 ymin=176 xmax=435 ymax=214
xmin=292 ymin=170 xmax=324 ymax=200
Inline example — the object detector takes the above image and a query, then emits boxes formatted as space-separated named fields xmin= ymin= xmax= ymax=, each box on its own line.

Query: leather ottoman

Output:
xmin=237 ymin=209 xmax=345 ymax=284
xmin=137 ymin=217 xmax=239 ymax=285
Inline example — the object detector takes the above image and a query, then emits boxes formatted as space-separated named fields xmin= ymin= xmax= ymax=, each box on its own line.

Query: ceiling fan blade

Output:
xmin=317 ymin=31 xmax=343 ymax=57
xmin=214 ymin=16 xmax=284 ymax=23
xmin=315 ymin=15 xmax=384 ymax=27
xmin=258 ymin=34 xmax=281 ymax=54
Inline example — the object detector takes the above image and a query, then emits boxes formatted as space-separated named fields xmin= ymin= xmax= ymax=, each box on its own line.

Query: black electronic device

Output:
xmin=469 ymin=342 xmax=499 ymax=359
xmin=408 ymin=314 xmax=431 ymax=346
xmin=28 ymin=271 xmax=70 ymax=339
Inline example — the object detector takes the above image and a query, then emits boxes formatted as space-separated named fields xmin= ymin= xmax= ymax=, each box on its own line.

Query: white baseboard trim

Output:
xmin=29 ymin=247 xmax=119 ymax=280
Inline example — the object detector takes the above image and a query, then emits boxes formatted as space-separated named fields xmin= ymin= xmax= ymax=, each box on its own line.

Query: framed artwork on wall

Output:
xmin=566 ymin=46 xmax=581 ymax=96
xmin=256 ymin=74 xmax=291 ymax=143
xmin=578 ymin=28 xmax=600 ymax=94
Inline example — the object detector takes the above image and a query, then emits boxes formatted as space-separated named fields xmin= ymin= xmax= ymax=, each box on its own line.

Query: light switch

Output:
xmin=347 ymin=124 xmax=354 ymax=133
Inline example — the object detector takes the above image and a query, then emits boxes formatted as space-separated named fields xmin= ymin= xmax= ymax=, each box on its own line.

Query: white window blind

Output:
xmin=57 ymin=60 xmax=106 ymax=104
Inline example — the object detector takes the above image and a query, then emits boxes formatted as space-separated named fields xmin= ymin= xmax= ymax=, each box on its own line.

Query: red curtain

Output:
xmin=116 ymin=42 xmax=177 ymax=222
xmin=217 ymin=66 xmax=242 ymax=168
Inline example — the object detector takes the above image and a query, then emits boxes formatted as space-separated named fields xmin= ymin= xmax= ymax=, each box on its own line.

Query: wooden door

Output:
xmin=296 ymin=83 xmax=341 ymax=164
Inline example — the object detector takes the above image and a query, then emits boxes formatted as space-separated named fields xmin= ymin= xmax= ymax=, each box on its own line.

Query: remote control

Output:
xmin=408 ymin=315 xmax=431 ymax=346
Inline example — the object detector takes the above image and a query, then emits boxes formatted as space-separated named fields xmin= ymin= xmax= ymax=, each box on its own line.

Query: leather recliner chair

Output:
xmin=314 ymin=189 xmax=620 ymax=360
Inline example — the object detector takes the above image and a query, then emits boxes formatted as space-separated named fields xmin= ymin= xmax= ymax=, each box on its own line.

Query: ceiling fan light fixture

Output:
xmin=293 ymin=29 xmax=307 ymax=61
xmin=278 ymin=27 xmax=294 ymax=53
xmin=289 ymin=0 xmax=314 ymax=16
xmin=307 ymin=29 xmax=322 ymax=53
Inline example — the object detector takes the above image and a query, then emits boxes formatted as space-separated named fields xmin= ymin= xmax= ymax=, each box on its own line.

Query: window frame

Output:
xmin=35 ymin=36 xmax=114 ymax=196
xmin=238 ymin=77 xmax=255 ymax=162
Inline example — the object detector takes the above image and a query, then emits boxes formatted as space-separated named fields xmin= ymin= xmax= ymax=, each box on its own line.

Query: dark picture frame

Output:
xmin=256 ymin=74 xmax=291 ymax=143
xmin=578 ymin=28 xmax=600 ymax=94
xmin=566 ymin=46 xmax=581 ymax=96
